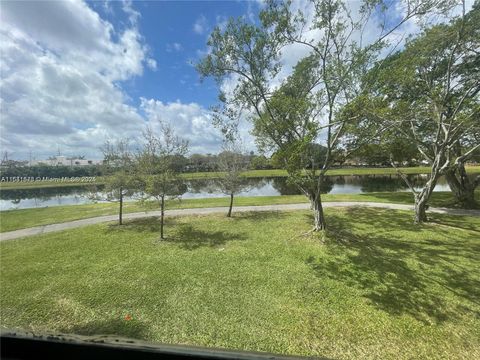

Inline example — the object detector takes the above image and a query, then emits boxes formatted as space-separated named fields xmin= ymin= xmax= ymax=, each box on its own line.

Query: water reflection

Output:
xmin=270 ymin=177 xmax=334 ymax=195
xmin=0 ymin=175 xmax=458 ymax=210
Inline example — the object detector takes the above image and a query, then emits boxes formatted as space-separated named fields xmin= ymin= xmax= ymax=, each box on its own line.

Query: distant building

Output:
xmin=29 ymin=156 xmax=103 ymax=167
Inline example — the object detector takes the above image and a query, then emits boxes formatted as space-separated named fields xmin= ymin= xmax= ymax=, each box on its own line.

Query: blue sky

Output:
xmin=89 ymin=1 xmax=255 ymax=107
xmin=0 ymin=0 xmax=471 ymax=160
xmin=0 ymin=0 xmax=263 ymax=159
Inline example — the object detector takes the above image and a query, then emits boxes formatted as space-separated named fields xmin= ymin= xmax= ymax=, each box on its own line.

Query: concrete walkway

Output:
xmin=1 ymin=202 xmax=479 ymax=241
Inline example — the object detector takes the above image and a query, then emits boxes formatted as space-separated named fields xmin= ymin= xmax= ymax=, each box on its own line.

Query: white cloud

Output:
xmin=102 ymin=0 xmax=114 ymax=15
xmin=193 ymin=14 xmax=208 ymax=35
xmin=121 ymin=0 xmax=140 ymax=26
xmin=140 ymin=98 xmax=256 ymax=154
xmin=166 ymin=42 xmax=183 ymax=52
xmin=140 ymin=98 xmax=221 ymax=154
xmin=147 ymin=58 xmax=157 ymax=70
xmin=0 ymin=0 xmax=152 ymax=159
xmin=0 ymin=1 xmax=262 ymax=160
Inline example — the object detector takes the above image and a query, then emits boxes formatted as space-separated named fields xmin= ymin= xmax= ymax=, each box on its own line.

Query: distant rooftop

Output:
xmin=29 ymin=156 xmax=103 ymax=167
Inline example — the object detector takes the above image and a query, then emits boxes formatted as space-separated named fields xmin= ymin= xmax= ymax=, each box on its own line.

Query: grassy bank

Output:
xmin=2 ymin=165 xmax=479 ymax=190
xmin=1 ymin=208 xmax=479 ymax=359
xmin=187 ymin=165 xmax=480 ymax=179
xmin=2 ymin=191 xmax=479 ymax=233
xmin=0 ymin=180 xmax=102 ymax=190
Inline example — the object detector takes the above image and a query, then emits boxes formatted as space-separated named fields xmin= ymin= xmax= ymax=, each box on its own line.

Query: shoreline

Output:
xmin=1 ymin=165 xmax=479 ymax=190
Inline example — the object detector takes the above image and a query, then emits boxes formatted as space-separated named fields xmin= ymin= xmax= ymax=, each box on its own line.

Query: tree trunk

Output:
xmin=414 ymin=176 xmax=437 ymax=224
xmin=119 ymin=191 xmax=123 ymax=225
xmin=227 ymin=192 xmax=234 ymax=217
xmin=310 ymin=194 xmax=326 ymax=231
xmin=160 ymin=195 xmax=165 ymax=239
xmin=445 ymin=166 xmax=478 ymax=209
xmin=414 ymin=192 xmax=428 ymax=224
xmin=406 ymin=153 xmax=443 ymax=224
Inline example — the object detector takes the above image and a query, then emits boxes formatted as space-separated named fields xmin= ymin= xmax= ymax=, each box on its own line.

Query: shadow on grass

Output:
xmin=306 ymin=208 xmax=480 ymax=324
xmin=230 ymin=210 xmax=290 ymax=222
xmin=302 ymin=206 xmax=424 ymax=235
xmin=353 ymin=191 xmax=414 ymax=204
xmin=428 ymin=213 xmax=480 ymax=233
xmin=107 ymin=217 xmax=247 ymax=250
xmin=103 ymin=217 xmax=159 ymax=235
xmin=59 ymin=318 xmax=149 ymax=340
xmin=165 ymin=223 xmax=247 ymax=250
xmin=353 ymin=190 xmax=480 ymax=209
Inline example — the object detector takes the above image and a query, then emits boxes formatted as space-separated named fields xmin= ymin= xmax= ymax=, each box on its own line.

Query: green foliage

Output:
xmin=348 ymin=4 xmax=480 ymax=219
xmin=97 ymin=139 xmax=138 ymax=202
xmin=136 ymin=124 xmax=189 ymax=201
xmin=0 ymin=164 xmax=102 ymax=178
xmin=216 ymin=150 xmax=249 ymax=195
xmin=197 ymin=0 xmax=450 ymax=229
xmin=357 ymin=6 xmax=480 ymax=162
xmin=249 ymin=154 xmax=272 ymax=170
xmin=348 ymin=139 xmax=420 ymax=166
xmin=251 ymin=54 xmax=321 ymax=176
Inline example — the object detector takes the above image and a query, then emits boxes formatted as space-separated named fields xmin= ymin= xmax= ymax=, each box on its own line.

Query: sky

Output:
xmin=0 ymin=0 xmax=263 ymax=160
xmin=0 ymin=0 xmax=472 ymax=160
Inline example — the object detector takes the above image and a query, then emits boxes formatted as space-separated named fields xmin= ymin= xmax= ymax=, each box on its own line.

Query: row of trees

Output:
xmin=349 ymin=2 xmax=480 ymax=217
xmin=186 ymin=152 xmax=273 ymax=172
xmin=97 ymin=122 xmax=250 ymax=239
xmin=0 ymin=147 xmax=432 ymax=179
xmin=97 ymin=124 xmax=187 ymax=238
xmin=0 ymin=164 xmax=102 ymax=178
xmin=0 ymin=152 xmax=274 ymax=178
xmin=197 ymin=0 xmax=479 ymax=230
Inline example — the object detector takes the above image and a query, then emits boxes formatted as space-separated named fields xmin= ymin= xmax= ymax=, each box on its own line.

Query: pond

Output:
xmin=0 ymin=175 xmax=456 ymax=211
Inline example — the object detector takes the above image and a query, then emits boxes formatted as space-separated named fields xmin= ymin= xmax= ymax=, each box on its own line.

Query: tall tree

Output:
xmin=198 ymin=0 xmax=445 ymax=230
xmin=355 ymin=2 xmax=479 ymax=221
xmin=137 ymin=123 xmax=188 ymax=239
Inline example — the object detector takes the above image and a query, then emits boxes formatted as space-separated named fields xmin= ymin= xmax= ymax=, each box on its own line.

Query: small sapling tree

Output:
xmin=137 ymin=123 xmax=188 ymax=239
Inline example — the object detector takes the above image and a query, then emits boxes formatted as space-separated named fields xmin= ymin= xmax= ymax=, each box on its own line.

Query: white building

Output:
xmin=29 ymin=156 xmax=103 ymax=167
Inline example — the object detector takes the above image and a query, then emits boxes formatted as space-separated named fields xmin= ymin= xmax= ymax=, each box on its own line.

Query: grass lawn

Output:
xmin=1 ymin=191 xmax=479 ymax=233
xmin=2 ymin=165 xmax=479 ymax=190
xmin=188 ymin=165 xmax=480 ymax=179
xmin=1 ymin=208 xmax=479 ymax=359
xmin=0 ymin=181 xmax=102 ymax=190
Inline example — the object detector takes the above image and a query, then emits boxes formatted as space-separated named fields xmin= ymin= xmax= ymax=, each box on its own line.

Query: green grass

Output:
xmin=1 ymin=208 xmax=479 ymax=359
xmin=1 ymin=191 xmax=479 ymax=233
xmin=2 ymin=165 xmax=479 ymax=189
xmin=187 ymin=165 xmax=480 ymax=179
xmin=0 ymin=181 xmax=102 ymax=190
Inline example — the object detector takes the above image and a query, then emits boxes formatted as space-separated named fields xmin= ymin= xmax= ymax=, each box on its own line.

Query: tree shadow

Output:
xmin=301 ymin=206 xmax=425 ymax=236
xmin=428 ymin=213 xmax=480 ymax=233
xmin=305 ymin=208 xmax=480 ymax=324
xmin=164 ymin=223 xmax=247 ymax=250
xmin=104 ymin=217 xmax=161 ymax=235
xmin=106 ymin=217 xmax=248 ymax=251
xmin=59 ymin=318 xmax=149 ymax=340
xmin=353 ymin=191 xmax=414 ymax=204
xmin=230 ymin=210 xmax=290 ymax=222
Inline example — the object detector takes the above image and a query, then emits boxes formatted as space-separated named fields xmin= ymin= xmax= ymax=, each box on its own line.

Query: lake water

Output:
xmin=0 ymin=175 xmax=455 ymax=211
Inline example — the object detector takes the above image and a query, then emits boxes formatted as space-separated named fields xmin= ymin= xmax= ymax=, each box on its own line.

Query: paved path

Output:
xmin=1 ymin=202 xmax=479 ymax=241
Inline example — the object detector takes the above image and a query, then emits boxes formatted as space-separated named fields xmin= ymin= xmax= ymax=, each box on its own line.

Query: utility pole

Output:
xmin=1 ymin=151 xmax=9 ymax=166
